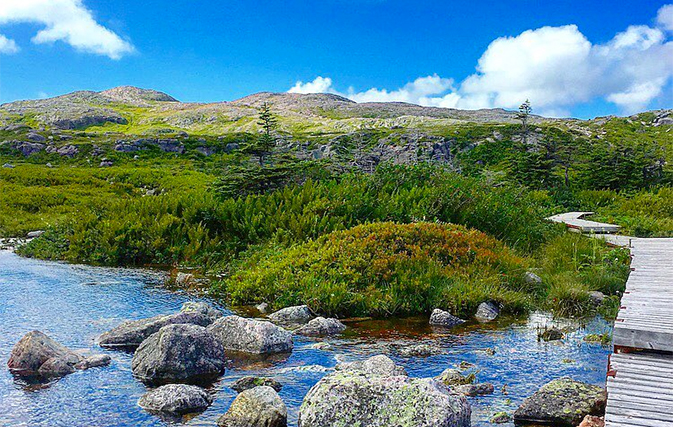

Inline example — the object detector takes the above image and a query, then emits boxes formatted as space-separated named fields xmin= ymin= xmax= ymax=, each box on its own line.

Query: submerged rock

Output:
xmin=397 ymin=343 xmax=442 ymax=358
xmin=295 ymin=317 xmax=345 ymax=337
xmin=514 ymin=377 xmax=607 ymax=426
xmin=7 ymin=330 xmax=107 ymax=378
xmin=98 ymin=311 xmax=213 ymax=348
xmin=138 ymin=384 xmax=212 ymax=414
xmin=218 ymin=386 xmax=287 ymax=427
xmin=231 ymin=376 xmax=283 ymax=393
xmin=429 ymin=309 xmax=465 ymax=327
xmin=131 ymin=324 xmax=226 ymax=385
xmin=475 ymin=301 xmax=499 ymax=322
xmin=207 ymin=315 xmax=293 ymax=354
xmin=298 ymin=355 xmax=470 ymax=427
xmin=336 ymin=355 xmax=407 ymax=376
xmin=268 ymin=305 xmax=313 ymax=325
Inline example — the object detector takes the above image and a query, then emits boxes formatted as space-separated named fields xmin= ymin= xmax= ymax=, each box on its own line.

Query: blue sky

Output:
xmin=0 ymin=0 xmax=672 ymax=118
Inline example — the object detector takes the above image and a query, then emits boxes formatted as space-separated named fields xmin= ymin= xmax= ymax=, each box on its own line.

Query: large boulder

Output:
xmin=268 ymin=305 xmax=313 ymax=324
xmin=429 ymin=309 xmax=465 ymax=328
xmin=218 ymin=385 xmax=287 ymax=427
xmin=295 ymin=317 xmax=345 ymax=337
xmin=138 ymin=384 xmax=212 ymax=414
xmin=131 ymin=324 xmax=226 ymax=385
xmin=98 ymin=311 xmax=213 ymax=348
xmin=207 ymin=316 xmax=293 ymax=354
xmin=514 ymin=377 xmax=607 ymax=426
xmin=298 ymin=355 xmax=470 ymax=427
xmin=8 ymin=330 xmax=109 ymax=378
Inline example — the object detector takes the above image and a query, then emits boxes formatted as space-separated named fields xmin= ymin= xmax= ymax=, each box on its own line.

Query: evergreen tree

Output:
xmin=517 ymin=100 xmax=532 ymax=144
xmin=244 ymin=102 xmax=278 ymax=165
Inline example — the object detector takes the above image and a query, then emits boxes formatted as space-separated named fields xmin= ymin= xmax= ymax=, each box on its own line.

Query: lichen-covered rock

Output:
xmin=138 ymin=384 xmax=212 ymax=414
xmin=231 ymin=376 xmax=283 ymax=393
xmin=268 ymin=305 xmax=313 ymax=324
xmin=524 ymin=271 xmax=543 ymax=285
xmin=207 ymin=315 xmax=293 ymax=354
xmin=218 ymin=386 xmax=287 ymax=427
xmin=295 ymin=317 xmax=345 ymax=336
xmin=514 ymin=377 xmax=607 ymax=426
xmin=131 ymin=324 xmax=226 ymax=385
xmin=491 ymin=412 xmax=511 ymax=424
xmin=336 ymin=355 xmax=407 ymax=376
xmin=435 ymin=368 xmax=474 ymax=386
xmin=298 ymin=355 xmax=470 ymax=427
xmin=539 ymin=327 xmax=564 ymax=342
xmin=429 ymin=309 xmax=465 ymax=327
xmin=397 ymin=343 xmax=442 ymax=358
xmin=7 ymin=330 xmax=107 ymax=378
xmin=98 ymin=311 xmax=213 ymax=348
xmin=454 ymin=383 xmax=494 ymax=396
xmin=475 ymin=301 xmax=499 ymax=322
xmin=180 ymin=301 xmax=223 ymax=323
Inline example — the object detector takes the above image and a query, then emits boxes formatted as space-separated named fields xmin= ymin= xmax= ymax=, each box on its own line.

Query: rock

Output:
xmin=491 ymin=412 xmax=511 ymax=424
xmin=26 ymin=132 xmax=46 ymax=142
xmin=298 ymin=355 xmax=470 ymax=427
xmin=138 ymin=384 xmax=212 ymax=414
xmin=180 ymin=301 xmax=223 ymax=323
xmin=588 ymin=291 xmax=606 ymax=306
xmin=435 ymin=368 xmax=475 ymax=386
xmin=99 ymin=311 xmax=213 ymax=348
xmin=454 ymin=383 xmax=494 ymax=396
xmin=196 ymin=146 xmax=215 ymax=156
xmin=295 ymin=317 xmax=345 ymax=336
xmin=429 ymin=308 xmax=465 ymax=328
xmin=578 ymin=415 xmax=605 ymax=427
xmin=268 ymin=305 xmax=313 ymax=324
xmin=207 ymin=315 xmax=293 ymax=354
xmin=336 ymin=355 xmax=407 ymax=376
xmin=231 ymin=376 xmax=283 ymax=393
xmin=539 ymin=327 xmax=564 ymax=342
xmin=99 ymin=159 xmax=113 ymax=167
xmin=310 ymin=342 xmax=331 ymax=350
xmin=218 ymin=386 xmax=287 ymax=427
xmin=174 ymin=272 xmax=194 ymax=286
xmin=224 ymin=142 xmax=240 ymax=153
xmin=132 ymin=324 xmax=226 ymax=385
xmin=7 ymin=331 xmax=106 ymax=378
xmin=524 ymin=271 xmax=543 ymax=285
xmin=2 ymin=163 xmax=14 ymax=168
xmin=255 ymin=302 xmax=269 ymax=313
xmin=514 ymin=377 xmax=607 ymax=426
xmin=475 ymin=301 xmax=499 ymax=322
xmin=397 ymin=343 xmax=441 ymax=358
xmin=26 ymin=230 xmax=44 ymax=238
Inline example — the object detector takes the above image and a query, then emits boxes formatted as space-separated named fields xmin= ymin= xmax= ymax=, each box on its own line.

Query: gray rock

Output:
xmin=26 ymin=132 xmax=46 ymax=142
xmin=26 ymin=230 xmax=45 ymax=238
xmin=231 ymin=376 xmax=283 ymax=393
xmin=180 ymin=301 xmax=223 ymax=323
xmin=255 ymin=302 xmax=269 ymax=314
xmin=514 ymin=377 xmax=607 ymax=426
xmin=268 ymin=305 xmax=313 ymax=325
xmin=396 ymin=342 xmax=442 ymax=358
xmin=295 ymin=317 xmax=345 ymax=337
xmin=207 ymin=315 xmax=293 ymax=354
xmin=298 ymin=355 xmax=470 ymax=427
xmin=76 ymin=354 xmax=111 ymax=369
xmin=336 ymin=355 xmax=407 ymax=377
xmin=491 ymin=412 xmax=511 ymax=424
xmin=524 ymin=271 xmax=543 ymax=285
xmin=99 ymin=311 xmax=213 ymax=348
xmin=138 ymin=384 xmax=212 ymax=414
xmin=196 ymin=146 xmax=215 ymax=156
xmin=224 ymin=143 xmax=240 ymax=153
xmin=454 ymin=383 xmax=494 ymax=396
xmin=2 ymin=163 xmax=14 ymax=168
xmin=429 ymin=309 xmax=465 ymax=328
xmin=435 ymin=368 xmax=474 ymax=386
xmin=218 ymin=385 xmax=287 ymax=427
xmin=588 ymin=291 xmax=606 ymax=306
xmin=13 ymin=141 xmax=45 ymax=156
xmin=175 ymin=272 xmax=194 ymax=286
xmin=475 ymin=301 xmax=499 ymax=322
xmin=7 ymin=331 xmax=106 ymax=378
xmin=131 ymin=323 xmax=226 ymax=385
xmin=539 ymin=327 xmax=564 ymax=342
xmin=46 ymin=144 xmax=78 ymax=157
xmin=99 ymin=160 xmax=113 ymax=167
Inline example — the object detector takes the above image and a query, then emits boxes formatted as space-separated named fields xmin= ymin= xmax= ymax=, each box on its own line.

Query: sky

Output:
xmin=0 ymin=0 xmax=672 ymax=118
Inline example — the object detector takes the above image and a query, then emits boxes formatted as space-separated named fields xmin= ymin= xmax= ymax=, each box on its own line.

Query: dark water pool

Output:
xmin=0 ymin=250 xmax=612 ymax=427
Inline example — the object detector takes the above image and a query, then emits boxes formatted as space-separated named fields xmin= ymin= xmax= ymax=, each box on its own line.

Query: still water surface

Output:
xmin=0 ymin=250 xmax=612 ymax=427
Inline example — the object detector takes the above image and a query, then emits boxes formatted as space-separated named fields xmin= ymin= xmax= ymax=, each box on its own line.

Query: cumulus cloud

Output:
xmin=0 ymin=34 xmax=19 ymax=54
xmin=289 ymin=76 xmax=335 ymax=94
xmin=289 ymin=4 xmax=673 ymax=115
xmin=0 ymin=0 xmax=134 ymax=59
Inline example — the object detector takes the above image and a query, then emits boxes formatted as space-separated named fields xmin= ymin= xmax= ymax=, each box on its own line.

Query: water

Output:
xmin=0 ymin=250 xmax=612 ymax=427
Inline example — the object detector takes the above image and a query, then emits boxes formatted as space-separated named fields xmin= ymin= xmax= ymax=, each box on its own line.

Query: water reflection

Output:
xmin=0 ymin=251 xmax=611 ymax=426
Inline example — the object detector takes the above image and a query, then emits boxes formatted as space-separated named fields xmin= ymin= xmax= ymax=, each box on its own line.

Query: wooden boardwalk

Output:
xmin=549 ymin=213 xmax=673 ymax=427
xmin=547 ymin=211 xmax=621 ymax=233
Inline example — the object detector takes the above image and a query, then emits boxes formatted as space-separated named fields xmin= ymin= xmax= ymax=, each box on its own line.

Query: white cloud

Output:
xmin=288 ymin=76 xmax=335 ymax=94
xmin=0 ymin=0 xmax=134 ymax=59
xmin=0 ymin=34 xmax=19 ymax=54
xmin=658 ymin=4 xmax=673 ymax=32
xmin=288 ymin=4 xmax=673 ymax=115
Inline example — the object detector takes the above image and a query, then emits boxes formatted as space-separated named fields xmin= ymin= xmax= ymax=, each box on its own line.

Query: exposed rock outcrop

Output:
xmin=218 ymin=386 xmax=287 ymax=427
xmin=207 ymin=315 xmax=293 ymax=354
xmin=514 ymin=377 xmax=607 ymax=426
xmin=131 ymin=324 xmax=226 ymax=385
